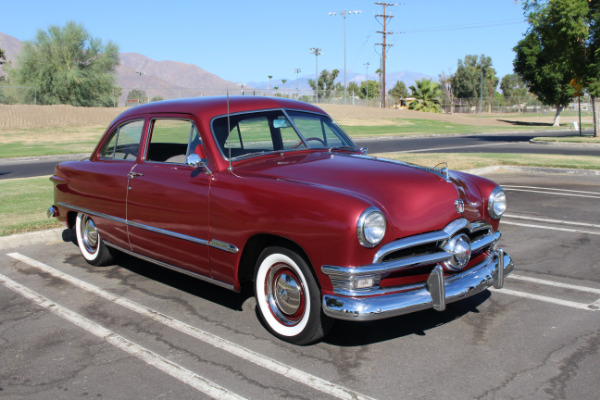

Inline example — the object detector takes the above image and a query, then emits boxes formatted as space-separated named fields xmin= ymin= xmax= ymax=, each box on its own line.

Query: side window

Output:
xmin=147 ymin=119 xmax=199 ymax=163
xmin=99 ymin=120 xmax=144 ymax=160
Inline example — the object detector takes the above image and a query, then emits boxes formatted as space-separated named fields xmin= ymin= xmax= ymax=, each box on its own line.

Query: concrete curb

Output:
xmin=0 ymin=228 xmax=65 ymax=251
xmin=529 ymin=139 xmax=600 ymax=148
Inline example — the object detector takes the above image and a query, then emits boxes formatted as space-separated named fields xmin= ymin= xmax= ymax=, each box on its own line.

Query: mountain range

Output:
xmin=1 ymin=31 xmax=430 ymax=103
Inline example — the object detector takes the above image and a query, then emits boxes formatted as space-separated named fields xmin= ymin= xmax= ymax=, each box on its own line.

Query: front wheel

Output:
xmin=75 ymin=213 xmax=115 ymax=266
xmin=254 ymin=246 xmax=331 ymax=345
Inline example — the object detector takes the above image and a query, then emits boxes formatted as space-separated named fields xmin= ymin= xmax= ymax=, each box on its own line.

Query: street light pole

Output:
xmin=364 ymin=62 xmax=370 ymax=104
xmin=294 ymin=68 xmax=301 ymax=99
xmin=329 ymin=10 xmax=362 ymax=104
xmin=310 ymin=48 xmax=322 ymax=103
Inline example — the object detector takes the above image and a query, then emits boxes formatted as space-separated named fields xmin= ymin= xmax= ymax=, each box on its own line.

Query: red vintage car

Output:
xmin=49 ymin=96 xmax=513 ymax=344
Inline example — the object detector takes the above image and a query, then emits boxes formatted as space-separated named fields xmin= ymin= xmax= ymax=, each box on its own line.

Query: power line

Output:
xmin=398 ymin=19 xmax=525 ymax=34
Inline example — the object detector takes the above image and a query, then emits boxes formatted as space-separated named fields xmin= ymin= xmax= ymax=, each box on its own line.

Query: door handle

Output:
xmin=128 ymin=172 xmax=144 ymax=179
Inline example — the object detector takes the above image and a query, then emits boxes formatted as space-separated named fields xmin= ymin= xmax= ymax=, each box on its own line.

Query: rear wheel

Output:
xmin=254 ymin=246 xmax=331 ymax=345
xmin=75 ymin=213 xmax=115 ymax=266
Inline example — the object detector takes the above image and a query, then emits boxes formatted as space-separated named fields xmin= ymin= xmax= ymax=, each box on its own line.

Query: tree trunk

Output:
xmin=553 ymin=105 xmax=563 ymax=127
xmin=593 ymin=96 xmax=599 ymax=138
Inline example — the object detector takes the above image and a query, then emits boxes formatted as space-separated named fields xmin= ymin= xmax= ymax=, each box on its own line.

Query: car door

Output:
xmin=83 ymin=118 xmax=145 ymax=249
xmin=126 ymin=116 xmax=212 ymax=277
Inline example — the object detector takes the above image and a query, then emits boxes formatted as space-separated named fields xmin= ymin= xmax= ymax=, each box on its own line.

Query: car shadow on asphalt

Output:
xmin=60 ymin=229 xmax=251 ymax=312
xmin=61 ymin=228 xmax=491 ymax=346
xmin=324 ymin=291 xmax=491 ymax=347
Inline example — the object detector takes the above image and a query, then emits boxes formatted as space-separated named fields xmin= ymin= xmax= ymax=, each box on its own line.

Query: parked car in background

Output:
xmin=49 ymin=96 xmax=513 ymax=344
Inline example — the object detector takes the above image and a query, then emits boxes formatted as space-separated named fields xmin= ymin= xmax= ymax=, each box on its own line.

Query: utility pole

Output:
xmin=375 ymin=2 xmax=395 ymax=108
xmin=310 ymin=48 xmax=322 ymax=103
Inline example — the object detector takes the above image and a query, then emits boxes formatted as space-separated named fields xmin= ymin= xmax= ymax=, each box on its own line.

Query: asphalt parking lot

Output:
xmin=1 ymin=170 xmax=599 ymax=400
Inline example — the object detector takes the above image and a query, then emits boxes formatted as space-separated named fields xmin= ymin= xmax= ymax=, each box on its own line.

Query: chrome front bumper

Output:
xmin=322 ymin=249 xmax=513 ymax=321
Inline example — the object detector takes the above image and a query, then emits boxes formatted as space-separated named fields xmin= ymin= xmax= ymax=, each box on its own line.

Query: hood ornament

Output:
xmin=455 ymin=199 xmax=465 ymax=214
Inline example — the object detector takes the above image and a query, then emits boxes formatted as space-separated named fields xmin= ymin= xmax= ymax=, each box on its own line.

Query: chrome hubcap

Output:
xmin=82 ymin=216 xmax=98 ymax=253
xmin=274 ymin=272 xmax=302 ymax=315
xmin=266 ymin=264 xmax=305 ymax=326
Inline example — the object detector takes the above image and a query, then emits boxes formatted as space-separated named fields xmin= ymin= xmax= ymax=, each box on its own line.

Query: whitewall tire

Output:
xmin=254 ymin=246 xmax=330 ymax=345
xmin=75 ymin=213 xmax=114 ymax=266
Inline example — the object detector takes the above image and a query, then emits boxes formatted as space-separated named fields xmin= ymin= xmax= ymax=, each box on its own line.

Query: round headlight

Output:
xmin=488 ymin=186 xmax=507 ymax=219
xmin=357 ymin=207 xmax=386 ymax=248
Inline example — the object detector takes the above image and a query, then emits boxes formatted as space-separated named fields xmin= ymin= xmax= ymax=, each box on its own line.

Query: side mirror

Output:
xmin=360 ymin=147 xmax=368 ymax=156
xmin=186 ymin=154 xmax=212 ymax=175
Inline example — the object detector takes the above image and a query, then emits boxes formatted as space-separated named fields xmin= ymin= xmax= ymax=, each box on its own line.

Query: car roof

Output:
xmin=116 ymin=96 xmax=327 ymax=120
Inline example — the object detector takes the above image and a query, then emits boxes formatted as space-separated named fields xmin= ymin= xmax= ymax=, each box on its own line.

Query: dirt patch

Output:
xmin=0 ymin=104 xmax=123 ymax=130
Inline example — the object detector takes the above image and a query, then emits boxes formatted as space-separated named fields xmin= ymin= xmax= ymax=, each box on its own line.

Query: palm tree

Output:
xmin=409 ymin=78 xmax=442 ymax=113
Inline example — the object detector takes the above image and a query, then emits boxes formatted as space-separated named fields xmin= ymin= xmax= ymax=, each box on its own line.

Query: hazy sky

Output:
xmin=2 ymin=0 xmax=529 ymax=83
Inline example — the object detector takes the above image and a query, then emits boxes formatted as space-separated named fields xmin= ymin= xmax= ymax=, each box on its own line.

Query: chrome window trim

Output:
xmin=58 ymin=202 xmax=238 ymax=254
xmin=98 ymin=119 xmax=146 ymax=161
xmin=143 ymin=117 xmax=205 ymax=166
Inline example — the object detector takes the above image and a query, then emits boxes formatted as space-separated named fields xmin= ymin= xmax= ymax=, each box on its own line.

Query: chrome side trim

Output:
xmin=126 ymin=219 xmax=210 ymax=246
xmin=209 ymin=239 xmax=239 ymax=254
xmin=322 ymin=249 xmax=513 ymax=321
xmin=58 ymin=202 xmax=127 ymax=225
xmin=105 ymin=242 xmax=237 ymax=292
xmin=58 ymin=202 xmax=238 ymax=254
xmin=369 ymin=156 xmax=452 ymax=182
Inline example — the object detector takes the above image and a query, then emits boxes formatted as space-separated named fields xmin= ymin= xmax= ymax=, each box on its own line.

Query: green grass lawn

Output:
xmin=0 ymin=176 xmax=63 ymax=236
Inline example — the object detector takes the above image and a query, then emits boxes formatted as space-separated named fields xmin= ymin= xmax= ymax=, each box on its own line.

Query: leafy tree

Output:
xmin=451 ymin=54 xmax=498 ymax=110
xmin=9 ymin=21 xmax=119 ymax=106
xmin=347 ymin=81 xmax=360 ymax=97
xmin=0 ymin=44 xmax=6 ymax=69
xmin=388 ymin=81 xmax=409 ymax=101
xmin=308 ymin=69 xmax=340 ymax=98
xmin=408 ymin=78 xmax=442 ymax=113
xmin=150 ymin=96 xmax=164 ymax=102
xmin=500 ymin=73 xmax=530 ymax=108
xmin=359 ymin=80 xmax=379 ymax=99
xmin=514 ymin=1 xmax=586 ymax=126
xmin=582 ymin=1 xmax=600 ymax=136
xmin=127 ymin=89 xmax=146 ymax=103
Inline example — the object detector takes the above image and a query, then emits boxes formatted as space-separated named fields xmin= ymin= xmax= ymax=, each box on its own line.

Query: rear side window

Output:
xmin=99 ymin=120 xmax=144 ymax=160
xmin=146 ymin=119 xmax=201 ymax=163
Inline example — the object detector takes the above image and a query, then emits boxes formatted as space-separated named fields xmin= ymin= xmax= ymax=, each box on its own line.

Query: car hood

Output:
xmin=235 ymin=151 xmax=483 ymax=238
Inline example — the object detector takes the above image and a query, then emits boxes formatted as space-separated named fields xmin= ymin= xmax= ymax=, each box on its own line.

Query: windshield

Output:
xmin=211 ymin=109 xmax=355 ymax=160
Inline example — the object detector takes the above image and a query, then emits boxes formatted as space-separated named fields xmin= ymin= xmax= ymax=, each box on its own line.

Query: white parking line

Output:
xmin=496 ymin=288 xmax=598 ymax=311
xmin=501 ymin=220 xmax=600 ymax=235
xmin=7 ymin=252 xmax=375 ymax=400
xmin=508 ymin=274 xmax=600 ymax=295
xmin=502 ymin=185 xmax=600 ymax=197
xmin=503 ymin=185 xmax=600 ymax=199
xmin=504 ymin=213 xmax=600 ymax=229
xmin=0 ymin=273 xmax=245 ymax=400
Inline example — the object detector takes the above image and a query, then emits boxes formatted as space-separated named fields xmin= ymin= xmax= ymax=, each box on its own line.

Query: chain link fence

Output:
xmin=0 ymin=84 xmax=593 ymax=116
